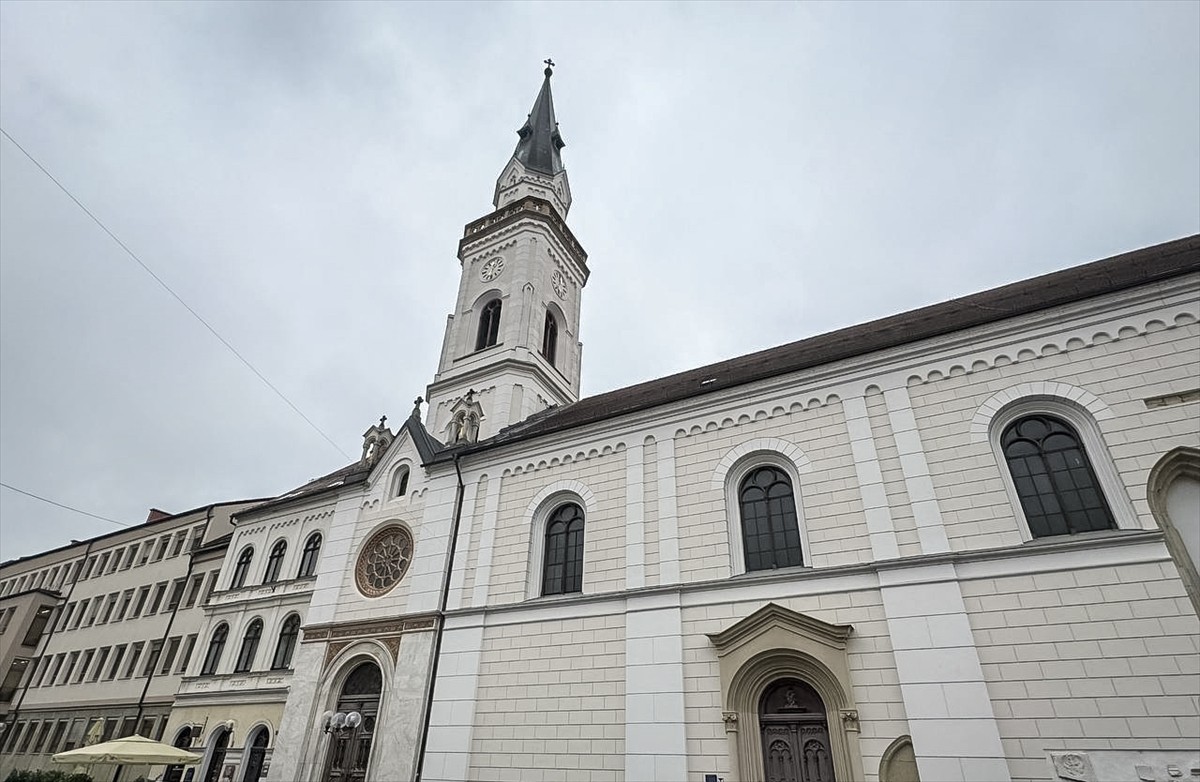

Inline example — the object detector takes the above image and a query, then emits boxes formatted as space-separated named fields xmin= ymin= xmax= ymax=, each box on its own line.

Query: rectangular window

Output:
xmin=107 ymin=550 xmax=121 ymax=574
xmin=153 ymin=537 xmax=170 ymax=562
xmin=61 ymin=718 xmax=85 ymax=751
xmin=84 ymin=598 xmax=102 ymax=627
xmin=123 ymin=642 xmax=144 ymax=679
xmin=96 ymin=552 xmax=110 ymax=575
xmin=119 ymin=716 xmax=138 ymax=739
xmin=148 ymin=582 xmax=168 ymax=614
xmin=17 ymin=720 xmax=39 ymax=753
xmin=72 ymin=599 xmax=89 ymax=629
xmin=32 ymin=720 xmax=54 ymax=753
xmin=122 ymin=546 xmax=137 ymax=569
xmin=160 ymin=636 xmax=181 ymax=675
xmin=178 ymin=634 xmax=198 ymax=674
xmin=47 ymin=720 xmax=69 ymax=754
xmin=190 ymin=526 xmax=205 ymax=551
xmin=57 ymin=602 xmax=75 ymax=631
xmin=171 ymin=531 xmax=188 ymax=557
xmin=184 ymin=573 xmax=205 ymax=608
xmin=32 ymin=656 xmax=52 ymax=687
xmin=107 ymin=644 xmax=127 ymax=680
xmin=0 ymin=606 xmax=13 ymax=634
xmin=138 ymin=716 xmax=157 ymax=740
xmin=132 ymin=586 xmax=150 ymax=618
xmin=46 ymin=653 xmax=65 ymax=686
xmin=138 ymin=543 xmax=151 ymax=566
xmin=91 ymin=647 xmax=111 ymax=682
xmin=202 ymin=570 xmax=219 ymax=604
xmin=142 ymin=639 xmax=164 ymax=677
xmin=100 ymin=717 xmax=118 ymax=743
xmin=75 ymin=649 xmax=95 ymax=683
xmin=99 ymin=593 xmax=119 ymax=624
xmin=21 ymin=604 xmax=53 ymax=646
xmin=84 ymin=556 xmax=98 ymax=579
xmin=0 ymin=657 xmax=30 ymax=702
xmin=167 ymin=578 xmax=186 ymax=611
xmin=116 ymin=589 xmax=134 ymax=622
xmin=3 ymin=721 xmax=26 ymax=753
xmin=60 ymin=651 xmax=79 ymax=685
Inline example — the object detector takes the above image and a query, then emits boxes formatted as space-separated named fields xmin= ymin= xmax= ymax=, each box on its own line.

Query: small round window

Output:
xmin=355 ymin=525 xmax=413 ymax=598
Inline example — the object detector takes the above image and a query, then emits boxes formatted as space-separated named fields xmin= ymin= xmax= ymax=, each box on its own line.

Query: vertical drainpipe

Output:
xmin=1 ymin=539 xmax=95 ymax=755
xmin=413 ymin=452 xmax=466 ymax=782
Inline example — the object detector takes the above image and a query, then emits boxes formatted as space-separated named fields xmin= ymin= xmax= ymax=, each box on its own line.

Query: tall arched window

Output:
xmin=271 ymin=614 xmax=301 ymax=670
xmin=1001 ymin=413 xmax=1115 ymax=537
xmin=230 ymin=547 xmax=254 ymax=589
xmin=263 ymin=540 xmax=287 ymax=584
xmin=739 ymin=466 xmax=803 ymax=572
xmin=541 ymin=311 xmax=558 ymax=366
xmin=200 ymin=624 xmax=228 ymax=675
xmin=234 ymin=619 xmax=263 ymax=673
xmin=475 ymin=299 xmax=502 ymax=350
xmin=392 ymin=465 xmax=410 ymax=498
xmin=297 ymin=533 xmax=322 ymax=578
xmin=541 ymin=503 xmax=584 ymax=596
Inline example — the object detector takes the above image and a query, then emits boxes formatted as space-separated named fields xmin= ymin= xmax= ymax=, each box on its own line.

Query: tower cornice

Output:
xmin=460 ymin=196 xmax=588 ymax=273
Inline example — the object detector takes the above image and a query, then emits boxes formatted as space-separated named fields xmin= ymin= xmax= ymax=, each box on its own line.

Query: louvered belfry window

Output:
xmin=542 ymin=503 xmax=584 ymax=595
xmin=1001 ymin=414 xmax=1115 ymax=537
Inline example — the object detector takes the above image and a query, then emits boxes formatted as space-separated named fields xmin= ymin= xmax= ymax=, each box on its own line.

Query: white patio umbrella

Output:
xmin=51 ymin=734 xmax=202 ymax=766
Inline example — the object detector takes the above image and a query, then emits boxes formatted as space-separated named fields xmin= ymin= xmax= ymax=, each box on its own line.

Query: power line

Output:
xmin=0 ymin=481 xmax=132 ymax=528
xmin=0 ymin=127 xmax=353 ymax=461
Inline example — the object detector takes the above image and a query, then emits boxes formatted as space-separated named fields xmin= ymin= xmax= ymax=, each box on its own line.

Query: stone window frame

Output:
xmin=1147 ymin=446 xmax=1200 ymax=617
xmin=981 ymin=392 xmax=1138 ymax=543
xmin=354 ymin=522 xmax=415 ymax=599
xmin=713 ymin=438 xmax=813 ymax=578
xmin=523 ymin=480 xmax=596 ymax=600
xmin=390 ymin=462 xmax=412 ymax=499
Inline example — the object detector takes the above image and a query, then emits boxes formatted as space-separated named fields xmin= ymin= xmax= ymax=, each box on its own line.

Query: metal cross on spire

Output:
xmin=543 ymin=58 xmax=555 ymax=76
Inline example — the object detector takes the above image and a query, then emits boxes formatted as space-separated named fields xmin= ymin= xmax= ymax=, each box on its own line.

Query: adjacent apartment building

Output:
xmin=0 ymin=499 xmax=262 ymax=781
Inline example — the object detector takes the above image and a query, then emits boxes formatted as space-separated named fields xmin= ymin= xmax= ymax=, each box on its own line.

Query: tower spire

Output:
xmin=512 ymin=60 xmax=565 ymax=176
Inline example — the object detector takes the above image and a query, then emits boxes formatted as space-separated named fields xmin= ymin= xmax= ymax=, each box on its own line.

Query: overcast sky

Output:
xmin=1 ymin=1 xmax=1197 ymax=561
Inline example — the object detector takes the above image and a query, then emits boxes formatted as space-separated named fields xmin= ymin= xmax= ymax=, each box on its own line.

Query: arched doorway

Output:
xmin=241 ymin=727 xmax=269 ymax=782
xmin=321 ymin=660 xmax=382 ymax=782
xmin=202 ymin=728 xmax=231 ymax=782
xmin=759 ymin=679 xmax=835 ymax=782
xmin=163 ymin=727 xmax=193 ymax=782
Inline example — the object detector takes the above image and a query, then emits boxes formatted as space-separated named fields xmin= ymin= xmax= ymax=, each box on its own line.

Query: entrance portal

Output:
xmin=759 ymin=678 xmax=835 ymax=782
xmin=321 ymin=660 xmax=382 ymax=782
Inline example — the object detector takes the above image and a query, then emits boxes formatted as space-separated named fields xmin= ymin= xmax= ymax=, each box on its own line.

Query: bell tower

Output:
xmin=426 ymin=62 xmax=589 ymax=444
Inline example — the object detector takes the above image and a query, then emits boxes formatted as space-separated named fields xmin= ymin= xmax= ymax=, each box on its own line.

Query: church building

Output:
xmin=190 ymin=66 xmax=1197 ymax=782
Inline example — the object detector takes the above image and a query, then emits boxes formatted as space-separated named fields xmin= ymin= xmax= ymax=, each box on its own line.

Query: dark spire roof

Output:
xmin=513 ymin=63 xmax=565 ymax=176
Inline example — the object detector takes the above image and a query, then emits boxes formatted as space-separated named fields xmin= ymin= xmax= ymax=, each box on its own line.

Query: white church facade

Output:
xmin=174 ymin=67 xmax=1199 ymax=782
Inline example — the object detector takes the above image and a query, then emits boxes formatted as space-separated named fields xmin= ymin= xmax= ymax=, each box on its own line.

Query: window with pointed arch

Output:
xmin=739 ymin=466 xmax=803 ymax=572
xmin=475 ymin=299 xmax=502 ymax=350
xmin=200 ymin=623 xmax=228 ymax=675
xmin=270 ymin=614 xmax=301 ymax=670
xmin=230 ymin=547 xmax=254 ymax=589
xmin=297 ymin=533 xmax=322 ymax=578
xmin=234 ymin=618 xmax=263 ymax=673
xmin=263 ymin=540 xmax=287 ymax=584
xmin=541 ymin=503 xmax=585 ymax=595
xmin=541 ymin=310 xmax=558 ymax=366
xmin=1000 ymin=413 xmax=1115 ymax=537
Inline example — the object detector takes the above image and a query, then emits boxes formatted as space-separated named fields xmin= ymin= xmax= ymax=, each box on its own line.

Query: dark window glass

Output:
xmin=201 ymin=624 xmax=228 ymax=675
xmin=475 ymin=299 xmax=502 ymax=350
xmin=263 ymin=541 xmax=287 ymax=584
xmin=393 ymin=466 xmax=410 ymax=498
xmin=271 ymin=615 xmax=301 ymax=670
xmin=1001 ymin=414 xmax=1115 ymax=538
xmin=739 ymin=466 xmax=803 ymax=572
xmin=0 ymin=658 xmax=29 ymax=702
xmin=541 ymin=503 xmax=585 ymax=596
xmin=21 ymin=605 xmax=53 ymax=647
xmin=542 ymin=311 xmax=558 ymax=366
xmin=298 ymin=533 xmax=322 ymax=578
xmin=234 ymin=619 xmax=262 ymax=673
xmin=231 ymin=547 xmax=254 ymax=589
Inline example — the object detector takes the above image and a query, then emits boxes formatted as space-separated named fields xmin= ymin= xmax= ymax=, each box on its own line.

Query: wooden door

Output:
xmin=759 ymin=679 xmax=835 ymax=782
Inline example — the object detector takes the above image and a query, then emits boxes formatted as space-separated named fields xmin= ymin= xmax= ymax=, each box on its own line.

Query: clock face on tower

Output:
xmin=551 ymin=269 xmax=567 ymax=299
xmin=480 ymin=257 xmax=505 ymax=282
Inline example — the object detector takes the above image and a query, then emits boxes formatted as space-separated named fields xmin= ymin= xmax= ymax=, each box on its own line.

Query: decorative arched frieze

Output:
xmin=501 ymin=441 xmax=626 ymax=477
xmin=707 ymin=603 xmax=862 ymax=782
xmin=672 ymin=393 xmax=841 ymax=439
xmin=970 ymin=382 xmax=1111 ymax=442
xmin=906 ymin=310 xmax=1197 ymax=387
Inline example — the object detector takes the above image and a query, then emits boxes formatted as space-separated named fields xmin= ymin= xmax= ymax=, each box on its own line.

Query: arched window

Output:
xmin=200 ymin=624 xmax=228 ymax=675
xmin=475 ymin=299 xmax=502 ymax=350
xmin=392 ymin=465 xmax=410 ymax=498
xmin=263 ymin=540 xmax=287 ymax=584
xmin=271 ymin=614 xmax=301 ymax=670
xmin=541 ymin=503 xmax=584 ymax=596
xmin=1001 ymin=414 xmax=1115 ymax=538
xmin=230 ymin=547 xmax=254 ymax=589
xmin=234 ymin=618 xmax=263 ymax=673
xmin=739 ymin=466 xmax=803 ymax=572
xmin=541 ymin=311 xmax=558 ymax=366
xmin=242 ymin=728 xmax=270 ymax=782
xmin=202 ymin=728 xmax=231 ymax=782
xmin=297 ymin=533 xmax=322 ymax=578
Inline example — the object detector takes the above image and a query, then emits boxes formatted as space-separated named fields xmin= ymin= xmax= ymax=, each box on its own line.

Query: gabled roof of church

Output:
xmin=512 ymin=64 xmax=565 ymax=176
xmin=435 ymin=233 xmax=1199 ymax=460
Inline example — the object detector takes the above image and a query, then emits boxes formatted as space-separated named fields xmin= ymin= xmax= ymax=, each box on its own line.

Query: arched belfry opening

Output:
xmin=707 ymin=603 xmax=864 ymax=782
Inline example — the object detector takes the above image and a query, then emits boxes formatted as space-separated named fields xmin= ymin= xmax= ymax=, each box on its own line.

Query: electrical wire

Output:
xmin=0 ymin=481 xmax=132 ymax=528
xmin=0 ymin=127 xmax=352 ymax=461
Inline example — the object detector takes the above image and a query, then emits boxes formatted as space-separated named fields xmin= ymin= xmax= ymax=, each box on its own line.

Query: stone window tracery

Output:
xmin=355 ymin=526 xmax=413 ymax=598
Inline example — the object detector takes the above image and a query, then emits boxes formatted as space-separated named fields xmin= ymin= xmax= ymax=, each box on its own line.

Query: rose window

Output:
xmin=355 ymin=526 xmax=413 ymax=597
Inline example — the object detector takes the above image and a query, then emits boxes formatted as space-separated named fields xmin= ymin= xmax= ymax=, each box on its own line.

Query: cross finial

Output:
xmin=379 ymin=415 xmax=387 ymax=429
xmin=543 ymin=58 xmax=555 ymax=77
xmin=411 ymin=396 xmax=424 ymax=419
